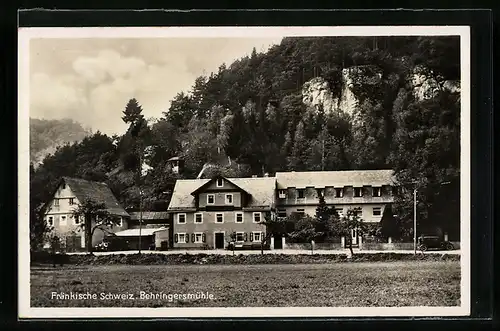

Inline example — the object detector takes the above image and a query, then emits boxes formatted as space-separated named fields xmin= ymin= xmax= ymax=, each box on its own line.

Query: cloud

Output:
xmin=30 ymin=38 xmax=284 ymax=135
xmin=72 ymin=49 xmax=146 ymax=84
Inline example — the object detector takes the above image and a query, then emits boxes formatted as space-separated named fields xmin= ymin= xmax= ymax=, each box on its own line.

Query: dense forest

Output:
xmin=30 ymin=36 xmax=461 ymax=248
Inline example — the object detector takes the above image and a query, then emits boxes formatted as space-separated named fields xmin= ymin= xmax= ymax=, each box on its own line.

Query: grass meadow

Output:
xmin=30 ymin=261 xmax=461 ymax=307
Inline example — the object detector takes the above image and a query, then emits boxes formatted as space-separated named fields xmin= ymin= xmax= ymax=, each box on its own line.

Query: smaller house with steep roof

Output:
xmin=44 ymin=177 xmax=130 ymax=251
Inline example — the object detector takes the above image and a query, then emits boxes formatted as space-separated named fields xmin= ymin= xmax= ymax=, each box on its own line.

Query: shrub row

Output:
xmin=31 ymin=251 xmax=460 ymax=266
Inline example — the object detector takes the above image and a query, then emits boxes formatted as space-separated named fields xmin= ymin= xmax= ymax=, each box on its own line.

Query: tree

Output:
xmin=257 ymin=209 xmax=287 ymax=255
xmin=332 ymin=207 xmax=368 ymax=256
xmin=228 ymin=231 xmax=237 ymax=256
xmin=287 ymin=121 xmax=308 ymax=171
xmin=71 ymin=198 xmax=122 ymax=254
xmin=287 ymin=215 xmax=321 ymax=245
xmin=314 ymin=193 xmax=337 ymax=241
xmin=122 ymin=98 xmax=145 ymax=125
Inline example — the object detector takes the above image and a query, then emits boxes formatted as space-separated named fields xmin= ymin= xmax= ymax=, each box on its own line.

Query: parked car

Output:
xmin=94 ymin=238 xmax=130 ymax=252
xmin=417 ymin=235 xmax=454 ymax=251
xmin=94 ymin=241 xmax=109 ymax=252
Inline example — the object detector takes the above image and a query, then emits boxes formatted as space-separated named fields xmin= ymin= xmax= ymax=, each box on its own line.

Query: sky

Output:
xmin=29 ymin=37 xmax=283 ymax=135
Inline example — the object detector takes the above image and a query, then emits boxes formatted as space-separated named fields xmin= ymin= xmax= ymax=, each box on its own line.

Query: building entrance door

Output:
xmin=351 ymin=228 xmax=358 ymax=245
xmin=215 ymin=232 xmax=225 ymax=249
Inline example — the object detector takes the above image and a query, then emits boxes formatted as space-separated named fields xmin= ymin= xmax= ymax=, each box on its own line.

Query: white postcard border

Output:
xmin=18 ymin=25 xmax=471 ymax=319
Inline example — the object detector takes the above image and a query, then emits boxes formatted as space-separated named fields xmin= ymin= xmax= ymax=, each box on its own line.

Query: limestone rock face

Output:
xmin=410 ymin=65 xmax=460 ymax=101
xmin=301 ymin=64 xmax=460 ymax=124
xmin=301 ymin=65 xmax=383 ymax=119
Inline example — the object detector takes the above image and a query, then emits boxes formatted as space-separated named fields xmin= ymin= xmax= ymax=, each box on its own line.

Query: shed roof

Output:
xmin=61 ymin=177 xmax=129 ymax=217
xmin=275 ymin=170 xmax=395 ymax=189
xmin=128 ymin=211 xmax=170 ymax=221
xmin=113 ymin=227 xmax=168 ymax=237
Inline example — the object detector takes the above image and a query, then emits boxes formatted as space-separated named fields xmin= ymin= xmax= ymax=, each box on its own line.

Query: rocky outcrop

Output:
xmin=301 ymin=65 xmax=383 ymax=118
xmin=302 ymin=64 xmax=460 ymax=121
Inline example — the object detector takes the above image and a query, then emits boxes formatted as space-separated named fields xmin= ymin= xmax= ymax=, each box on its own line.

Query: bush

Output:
xmin=58 ymin=252 xmax=460 ymax=265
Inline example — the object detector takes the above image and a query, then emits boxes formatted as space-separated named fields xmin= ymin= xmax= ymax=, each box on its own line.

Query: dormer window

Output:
xmin=216 ymin=178 xmax=224 ymax=187
xmin=53 ymin=199 xmax=59 ymax=207
xmin=278 ymin=190 xmax=286 ymax=199
xmin=373 ymin=187 xmax=382 ymax=197
xmin=354 ymin=187 xmax=363 ymax=197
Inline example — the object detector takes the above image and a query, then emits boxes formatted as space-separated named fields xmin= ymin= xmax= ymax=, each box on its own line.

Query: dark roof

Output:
xmin=128 ymin=211 xmax=170 ymax=221
xmin=190 ymin=176 xmax=249 ymax=196
xmin=168 ymin=177 xmax=276 ymax=211
xmin=61 ymin=177 xmax=129 ymax=217
xmin=275 ymin=170 xmax=396 ymax=189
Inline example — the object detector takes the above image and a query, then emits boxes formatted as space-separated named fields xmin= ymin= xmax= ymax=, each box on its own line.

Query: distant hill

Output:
xmin=30 ymin=118 xmax=90 ymax=166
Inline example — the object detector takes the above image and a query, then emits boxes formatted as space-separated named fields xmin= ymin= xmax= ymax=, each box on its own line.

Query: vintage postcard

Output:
xmin=18 ymin=26 xmax=470 ymax=318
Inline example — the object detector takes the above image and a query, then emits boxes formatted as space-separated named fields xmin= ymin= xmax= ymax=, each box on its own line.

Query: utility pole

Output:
xmin=321 ymin=136 xmax=325 ymax=171
xmin=138 ymin=143 xmax=143 ymax=254
xmin=413 ymin=188 xmax=417 ymax=255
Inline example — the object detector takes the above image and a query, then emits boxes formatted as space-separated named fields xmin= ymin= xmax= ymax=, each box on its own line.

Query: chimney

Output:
xmin=264 ymin=173 xmax=269 ymax=177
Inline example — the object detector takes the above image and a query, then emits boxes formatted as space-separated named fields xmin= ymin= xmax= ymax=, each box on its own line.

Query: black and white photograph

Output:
xmin=18 ymin=26 xmax=470 ymax=318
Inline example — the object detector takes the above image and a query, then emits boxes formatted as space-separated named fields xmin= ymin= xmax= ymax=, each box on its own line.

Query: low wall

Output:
xmin=285 ymin=243 xmax=343 ymax=250
xmin=361 ymin=241 xmax=461 ymax=250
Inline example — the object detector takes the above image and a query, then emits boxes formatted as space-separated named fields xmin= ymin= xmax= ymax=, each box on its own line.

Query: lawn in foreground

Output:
xmin=31 ymin=261 xmax=460 ymax=307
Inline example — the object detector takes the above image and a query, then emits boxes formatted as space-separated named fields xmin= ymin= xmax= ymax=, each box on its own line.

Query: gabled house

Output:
xmin=167 ymin=175 xmax=276 ymax=249
xmin=43 ymin=177 xmax=130 ymax=251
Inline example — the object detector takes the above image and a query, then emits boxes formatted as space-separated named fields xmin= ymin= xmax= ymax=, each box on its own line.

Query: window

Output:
xmin=277 ymin=209 xmax=287 ymax=218
xmin=354 ymin=187 xmax=363 ymax=197
xmin=317 ymin=189 xmax=324 ymax=197
xmin=335 ymin=208 xmax=344 ymax=217
xmin=74 ymin=215 xmax=80 ymax=225
xmin=62 ymin=183 xmax=66 ymax=189
xmin=296 ymin=209 xmax=305 ymax=217
xmin=235 ymin=212 xmax=244 ymax=223
xmin=253 ymin=212 xmax=261 ymax=223
xmin=195 ymin=213 xmax=203 ymax=224
xmin=194 ymin=232 xmax=203 ymax=243
xmin=278 ymin=190 xmax=286 ymax=199
xmin=60 ymin=215 xmax=67 ymax=225
xmin=47 ymin=217 xmax=53 ymax=226
xmin=53 ymin=199 xmax=59 ymax=207
xmin=207 ymin=194 xmax=215 ymax=205
xmin=297 ymin=189 xmax=305 ymax=199
xmin=216 ymin=178 xmax=224 ymax=187
xmin=177 ymin=233 xmax=187 ymax=243
xmin=235 ymin=232 xmax=244 ymax=242
xmin=354 ymin=208 xmax=363 ymax=217
xmin=252 ymin=231 xmax=262 ymax=242
xmin=117 ymin=217 xmax=123 ymax=227
xmin=69 ymin=198 xmax=75 ymax=205
xmin=177 ymin=213 xmax=186 ymax=224
xmin=373 ymin=207 xmax=382 ymax=216
xmin=215 ymin=213 xmax=224 ymax=223
xmin=335 ymin=188 xmax=344 ymax=198
xmin=373 ymin=187 xmax=382 ymax=197
xmin=392 ymin=186 xmax=399 ymax=196
xmin=225 ymin=194 xmax=233 ymax=205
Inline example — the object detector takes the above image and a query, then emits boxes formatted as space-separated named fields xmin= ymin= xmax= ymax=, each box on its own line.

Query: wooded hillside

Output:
xmin=30 ymin=36 xmax=461 ymax=248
